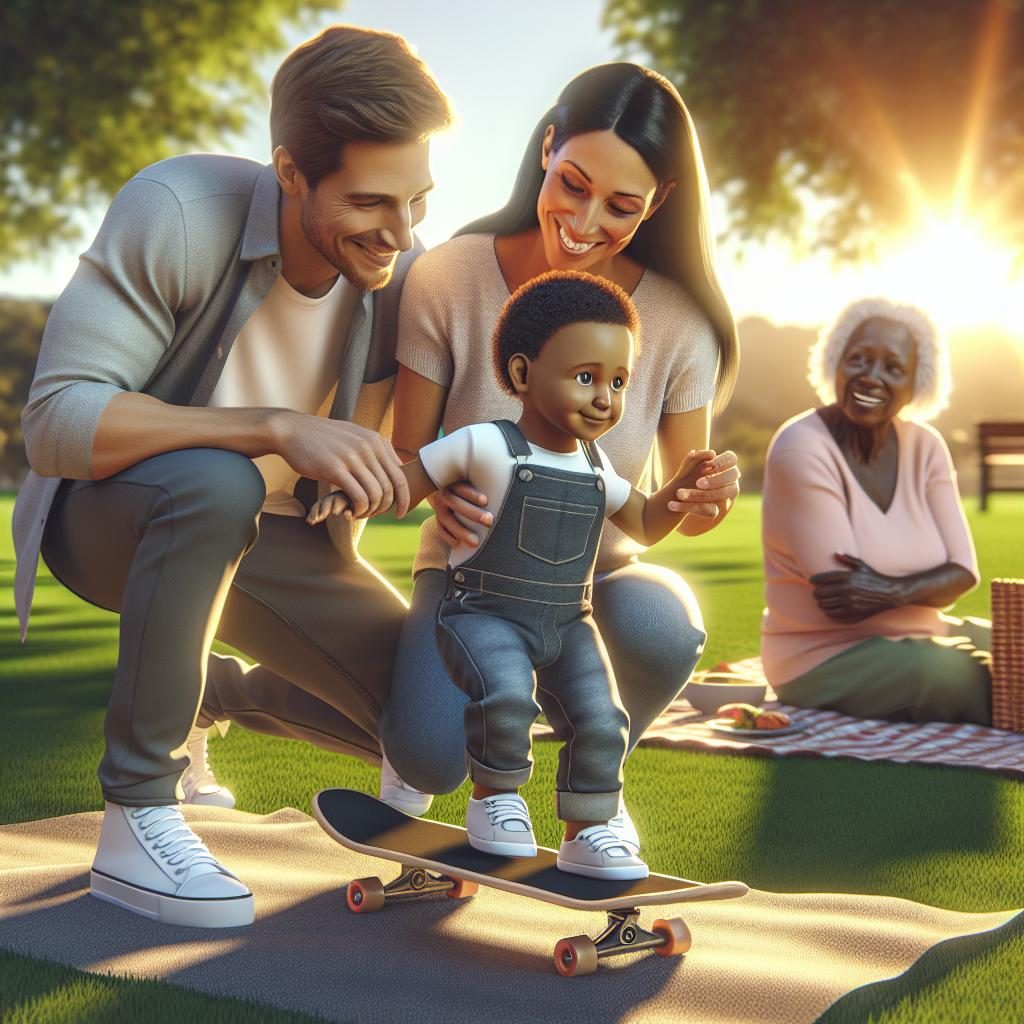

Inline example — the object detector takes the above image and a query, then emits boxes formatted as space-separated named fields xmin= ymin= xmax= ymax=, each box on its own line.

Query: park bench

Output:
xmin=978 ymin=422 xmax=1024 ymax=510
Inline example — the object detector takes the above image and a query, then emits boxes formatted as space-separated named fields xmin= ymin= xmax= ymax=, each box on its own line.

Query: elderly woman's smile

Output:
xmin=835 ymin=317 xmax=918 ymax=430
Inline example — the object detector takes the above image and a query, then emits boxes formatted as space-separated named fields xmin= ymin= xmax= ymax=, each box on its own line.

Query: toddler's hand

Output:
xmin=306 ymin=490 xmax=352 ymax=525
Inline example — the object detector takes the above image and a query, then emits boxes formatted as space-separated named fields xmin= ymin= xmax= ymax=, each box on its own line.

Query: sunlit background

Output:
xmin=3 ymin=0 xmax=1022 ymax=336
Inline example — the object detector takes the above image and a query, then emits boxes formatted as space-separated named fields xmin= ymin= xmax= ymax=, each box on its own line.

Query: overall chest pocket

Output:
xmin=517 ymin=496 xmax=599 ymax=565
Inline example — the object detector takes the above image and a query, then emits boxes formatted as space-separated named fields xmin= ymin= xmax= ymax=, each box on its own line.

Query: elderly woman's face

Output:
xmin=834 ymin=318 xmax=918 ymax=427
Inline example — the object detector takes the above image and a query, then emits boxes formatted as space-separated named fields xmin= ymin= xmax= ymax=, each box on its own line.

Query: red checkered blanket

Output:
xmin=535 ymin=658 xmax=1024 ymax=778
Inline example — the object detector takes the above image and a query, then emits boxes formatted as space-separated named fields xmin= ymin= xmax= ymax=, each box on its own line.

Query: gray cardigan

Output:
xmin=13 ymin=153 xmax=420 ymax=638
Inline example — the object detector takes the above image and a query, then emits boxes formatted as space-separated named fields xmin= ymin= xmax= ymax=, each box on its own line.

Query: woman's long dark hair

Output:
xmin=457 ymin=63 xmax=738 ymax=411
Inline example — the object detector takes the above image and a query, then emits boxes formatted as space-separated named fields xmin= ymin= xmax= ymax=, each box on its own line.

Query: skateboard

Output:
xmin=312 ymin=788 xmax=749 ymax=976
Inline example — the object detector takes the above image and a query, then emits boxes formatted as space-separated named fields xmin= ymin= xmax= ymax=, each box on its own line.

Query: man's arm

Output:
xmin=91 ymin=393 xmax=410 ymax=518
xmin=307 ymin=455 xmax=437 ymax=524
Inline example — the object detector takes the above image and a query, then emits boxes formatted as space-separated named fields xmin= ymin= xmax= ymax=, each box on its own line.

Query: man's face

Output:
xmin=298 ymin=139 xmax=434 ymax=291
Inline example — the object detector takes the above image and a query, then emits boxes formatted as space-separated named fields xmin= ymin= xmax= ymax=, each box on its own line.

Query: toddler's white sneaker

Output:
xmin=379 ymin=753 xmax=434 ymax=816
xmin=607 ymin=796 xmax=640 ymax=853
xmin=466 ymin=793 xmax=537 ymax=856
xmin=91 ymin=802 xmax=254 ymax=927
xmin=180 ymin=724 xmax=236 ymax=809
xmin=557 ymin=824 xmax=649 ymax=880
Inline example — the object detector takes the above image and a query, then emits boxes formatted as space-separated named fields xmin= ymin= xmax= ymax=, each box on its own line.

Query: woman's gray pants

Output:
xmin=381 ymin=564 xmax=707 ymax=795
xmin=41 ymin=448 xmax=406 ymax=807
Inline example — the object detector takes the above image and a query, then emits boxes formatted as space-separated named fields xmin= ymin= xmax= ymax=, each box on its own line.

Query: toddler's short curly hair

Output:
xmin=492 ymin=270 xmax=639 ymax=395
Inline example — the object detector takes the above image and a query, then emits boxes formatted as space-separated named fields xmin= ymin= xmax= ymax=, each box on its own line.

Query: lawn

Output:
xmin=2 ymin=492 xmax=1023 ymax=1023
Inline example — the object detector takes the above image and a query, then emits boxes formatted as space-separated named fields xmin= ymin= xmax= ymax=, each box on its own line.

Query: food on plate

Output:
xmin=717 ymin=703 xmax=792 ymax=731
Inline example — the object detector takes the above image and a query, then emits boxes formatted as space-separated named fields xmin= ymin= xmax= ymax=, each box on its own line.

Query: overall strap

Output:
xmin=582 ymin=441 xmax=604 ymax=471
xmin=492 ymin=419 xmax=533 ymax=460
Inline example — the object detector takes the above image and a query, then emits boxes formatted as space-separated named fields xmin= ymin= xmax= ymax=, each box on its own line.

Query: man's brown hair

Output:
xmin=270 ymin=25 xmax=452 ymax=186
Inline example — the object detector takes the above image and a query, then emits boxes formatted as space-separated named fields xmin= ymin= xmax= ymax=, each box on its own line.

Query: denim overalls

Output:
xmin=435 ymin=420 xmax=629 ymax=823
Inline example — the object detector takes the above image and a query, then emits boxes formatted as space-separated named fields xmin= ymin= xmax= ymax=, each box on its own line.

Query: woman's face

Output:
xmin=834 ymin=318 xmax=919 ymax=428
xmin=536 ymin=128 xmax=668 ymax=276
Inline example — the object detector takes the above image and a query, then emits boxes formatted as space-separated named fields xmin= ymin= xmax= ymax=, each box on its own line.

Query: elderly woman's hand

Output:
xmin=810 ymin=553 xmax=906 ymax=622
xmin=428 ymin=482 xmax=493 ymax=548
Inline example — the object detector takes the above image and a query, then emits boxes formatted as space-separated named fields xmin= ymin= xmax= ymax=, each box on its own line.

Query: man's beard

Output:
xmin=299 ymin=196 xmax=394 ymax=292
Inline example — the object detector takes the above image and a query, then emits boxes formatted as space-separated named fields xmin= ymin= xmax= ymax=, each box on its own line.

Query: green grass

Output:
xmin=2 ymin=493 xmax=1024 ymax=1023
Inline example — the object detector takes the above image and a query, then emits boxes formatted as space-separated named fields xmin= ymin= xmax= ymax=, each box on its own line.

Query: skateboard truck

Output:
xmin=346 ymin=864 xmax=478 ymax=913
xmin=555 ymin=907 xmax=691 ymax=977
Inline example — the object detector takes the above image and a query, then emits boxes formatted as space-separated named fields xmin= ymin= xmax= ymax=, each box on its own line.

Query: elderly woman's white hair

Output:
xmin=807 ymin=297 xmax=952 ymax=422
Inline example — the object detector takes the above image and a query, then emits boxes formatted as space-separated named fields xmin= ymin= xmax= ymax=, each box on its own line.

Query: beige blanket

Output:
xmin=0 ymin=806 xmax=1018 ymax=1024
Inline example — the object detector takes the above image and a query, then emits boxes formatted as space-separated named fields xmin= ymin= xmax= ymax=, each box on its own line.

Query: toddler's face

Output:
xmin=521 ymin=321 xmax=633 ymax=445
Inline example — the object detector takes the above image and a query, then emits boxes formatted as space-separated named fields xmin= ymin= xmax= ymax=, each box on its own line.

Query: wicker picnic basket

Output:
xmin=991 ymin=578 xmax=1024 ymax=732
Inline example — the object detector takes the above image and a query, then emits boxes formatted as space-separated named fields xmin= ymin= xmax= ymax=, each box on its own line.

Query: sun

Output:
xmin=866 ymin=214 xmax=1024 ymax=336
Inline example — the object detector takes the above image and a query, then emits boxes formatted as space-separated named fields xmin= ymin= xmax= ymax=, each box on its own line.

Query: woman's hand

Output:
xmin=668 ymin=449 xmax=740 ymax=534
xmin=428 ymin=482 xmax=493 ymax=548
xmin=810 ymin=553 xmax=905 ymax=622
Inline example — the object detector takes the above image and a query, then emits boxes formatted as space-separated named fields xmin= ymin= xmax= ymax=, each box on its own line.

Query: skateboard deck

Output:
xmin=313 ymin=788 xmax=748 ymax=975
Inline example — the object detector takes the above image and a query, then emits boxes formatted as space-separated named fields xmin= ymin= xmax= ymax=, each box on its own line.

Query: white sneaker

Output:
xmin=557 ymin=824 xmax=649 ymax=880
xmin=608 ymin=797 xmax=641 ymax=854
xmin=466 ymin=793 xmax=537 ymax=857
xmin=91 ymin=802 xmax=254 ymax=927
xmin=379 ymin=753 xmax=434 ymax=816
xmin=180 ymin=724 xmax=236 ymax=809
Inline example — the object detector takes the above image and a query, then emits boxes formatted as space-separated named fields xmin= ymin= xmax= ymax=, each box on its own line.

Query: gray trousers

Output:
xmin=382 ymin=563 xmax=707 ymax=796
xmin=41 ymin=448 xmax=406 ymax=807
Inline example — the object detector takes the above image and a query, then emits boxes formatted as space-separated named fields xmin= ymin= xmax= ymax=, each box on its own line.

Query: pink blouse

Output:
xmin=760 ymin=410 xmax=979 ymax=686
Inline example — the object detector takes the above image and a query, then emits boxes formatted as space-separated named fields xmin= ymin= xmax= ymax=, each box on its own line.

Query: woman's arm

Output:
xmin=657 ymin=405 xmax=740 ymax=537
xmin=810 ymin=555 xmax=977 ymax=622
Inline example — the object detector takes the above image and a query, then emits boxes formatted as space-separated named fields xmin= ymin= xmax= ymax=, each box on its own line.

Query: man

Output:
xmin=13 ymin=25 xmax=452 ymax=928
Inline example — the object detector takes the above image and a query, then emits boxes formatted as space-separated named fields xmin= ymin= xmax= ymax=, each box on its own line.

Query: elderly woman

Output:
xmin=760 ymin=297 xmax=991 ymax=725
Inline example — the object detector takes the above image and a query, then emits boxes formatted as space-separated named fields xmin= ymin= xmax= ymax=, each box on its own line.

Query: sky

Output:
xmin=2 ymin=0 xmax=1022 ymax=333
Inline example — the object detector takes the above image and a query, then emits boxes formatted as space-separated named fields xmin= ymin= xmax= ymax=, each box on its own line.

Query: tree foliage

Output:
xmin=0 ymin=0 xmax=338 ymax=269
xmin=603 ymin=0 xmax=1024 ymax=258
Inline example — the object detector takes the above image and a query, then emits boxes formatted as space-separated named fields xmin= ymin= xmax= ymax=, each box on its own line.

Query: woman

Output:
xmin=379 ymin=63 xmax=742 ymax=829
xmin=761 ymin=297 xmax=991 ymax=725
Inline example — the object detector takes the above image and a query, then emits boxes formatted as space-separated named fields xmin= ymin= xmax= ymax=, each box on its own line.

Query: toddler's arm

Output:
xmin=307 ymin=457 xmax=437 ymax=525
xmin=610 ymin=449 xmax=715 ymax=546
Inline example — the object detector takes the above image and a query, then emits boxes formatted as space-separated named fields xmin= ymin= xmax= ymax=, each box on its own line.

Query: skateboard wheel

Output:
xmin=554 ymin=935 xmax=598 ymax=977
xmin=346 ymin=877 xmax=385 ymax=913
xmin=445 ymin=877 xmax=479 ymax=900
xmin=652 ymin=917 xmax=692 ymax=957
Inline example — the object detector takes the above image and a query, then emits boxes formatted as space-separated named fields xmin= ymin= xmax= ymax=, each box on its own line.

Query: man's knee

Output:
xmin=160 ymin=449 xmax=266 ymax=522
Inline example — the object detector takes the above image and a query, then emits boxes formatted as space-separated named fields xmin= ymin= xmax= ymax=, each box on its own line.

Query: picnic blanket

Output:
xmin=0 ymin=806 xmax=1019 ymax=1024
xmin=534 ymin=658 xmax=1024 ymax=779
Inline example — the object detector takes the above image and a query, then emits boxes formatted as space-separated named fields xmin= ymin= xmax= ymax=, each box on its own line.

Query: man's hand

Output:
xmin=810 ymin=553 xmax=904 ymax=622
xmin=427 ymin=482 xmax=492 ymax=548
xmin=668 ymin=449 xmax=740 ymax=520
xmin=270 ymin=411 xmax=410 ymax=519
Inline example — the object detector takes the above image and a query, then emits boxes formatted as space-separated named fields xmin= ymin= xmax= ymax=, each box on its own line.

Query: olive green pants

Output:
xmin=776 ymin=617 xmax=992 ymax=726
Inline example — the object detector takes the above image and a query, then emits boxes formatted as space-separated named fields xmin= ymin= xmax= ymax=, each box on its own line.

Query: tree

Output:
xmin=0 ymin=0 xmax=337 ymax=269
xmin=603 ymin=0 xmax=1024 ymax=258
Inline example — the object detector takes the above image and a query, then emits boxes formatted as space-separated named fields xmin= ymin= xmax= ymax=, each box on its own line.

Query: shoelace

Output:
xmin=130 ymin=806 xmax=222 ymax=877
xmin=577 ymin=826 xmax=630 ymax=856
xmin=485 ymin=794 xmax=531 ymax=829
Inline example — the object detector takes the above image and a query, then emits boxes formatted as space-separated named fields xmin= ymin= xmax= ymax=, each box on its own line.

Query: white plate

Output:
xmin=705 ymin=719 xmax=808 ymax=739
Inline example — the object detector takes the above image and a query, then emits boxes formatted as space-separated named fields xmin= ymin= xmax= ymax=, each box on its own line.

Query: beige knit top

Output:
xmin=396 ymin=233 xmax=720 ymax=576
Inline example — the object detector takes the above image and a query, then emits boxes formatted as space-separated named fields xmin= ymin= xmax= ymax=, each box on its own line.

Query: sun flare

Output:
xmin=870 ymin=215 xmax=1024 ymax=335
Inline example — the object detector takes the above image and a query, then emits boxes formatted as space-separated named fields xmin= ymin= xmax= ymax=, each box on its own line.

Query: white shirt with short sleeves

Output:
xmin=418 ymin=422 xmax=632 ymax=568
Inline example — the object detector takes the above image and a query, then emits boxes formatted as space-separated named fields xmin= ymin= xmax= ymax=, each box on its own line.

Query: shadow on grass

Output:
xmin=818 ymin=910 xmax=1024 ymax=1023
xmin=749 ymin=757 xmax=1003 ymax=893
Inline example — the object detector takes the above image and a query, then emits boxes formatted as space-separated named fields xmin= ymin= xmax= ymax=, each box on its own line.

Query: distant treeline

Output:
xmin=2 ymin=299 xmax=1023 ymax=494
